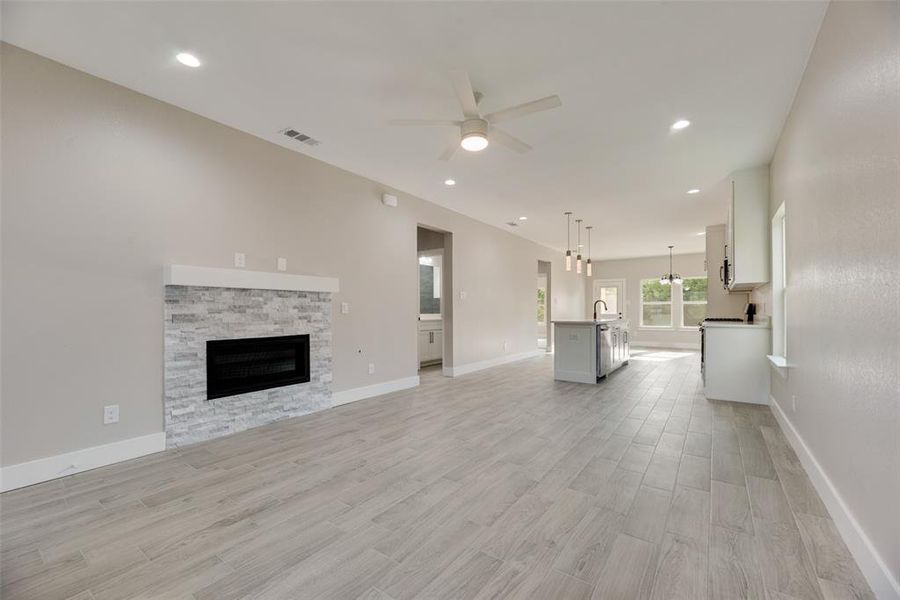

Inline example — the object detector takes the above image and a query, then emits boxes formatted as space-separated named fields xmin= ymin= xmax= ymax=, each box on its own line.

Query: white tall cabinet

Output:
xmin=726 ymin=166 xmax=771 ymax=291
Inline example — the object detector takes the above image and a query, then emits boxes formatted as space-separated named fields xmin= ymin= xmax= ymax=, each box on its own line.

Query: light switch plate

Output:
xmin=103 ymin=404 xmax=119 ymax=425
xmin=234 ymin=252 xmax=246 ymax=268
xmin=276 ymin=257 xmax=287 ymax=271
xmin=341 ymin=302 xmax=350 ymax=314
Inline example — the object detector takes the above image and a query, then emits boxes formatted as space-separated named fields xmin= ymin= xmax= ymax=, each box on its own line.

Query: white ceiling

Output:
xmin=2 ymin=1 xmax=827 ymax=259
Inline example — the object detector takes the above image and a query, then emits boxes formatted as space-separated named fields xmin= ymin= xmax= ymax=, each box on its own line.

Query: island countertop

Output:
xmin=552 ymin=318 xmax=628 ymax=326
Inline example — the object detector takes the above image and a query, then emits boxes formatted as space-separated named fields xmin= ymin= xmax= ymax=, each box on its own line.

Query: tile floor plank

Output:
xmin=0 ymin=352 xmax=872 ymax=600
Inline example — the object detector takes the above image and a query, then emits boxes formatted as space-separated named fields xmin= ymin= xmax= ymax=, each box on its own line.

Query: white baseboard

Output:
xmin=770 ymin=396 xmax=900 ymax=600
xmin=0 ymin=432 xmax=166 ymax=493
xmin=443 ymin=350 xmax=544 ymax=377
xmin=332 ymin=376 xmax=420 ymax=407
xmin=631 ymin=341 xmax=701 ymax=350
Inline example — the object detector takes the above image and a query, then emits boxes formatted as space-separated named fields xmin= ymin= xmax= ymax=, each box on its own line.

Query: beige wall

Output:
xmin=0 ymin=44 xmax=585 ymax=466
xmin=768 ymin=1 xmax=899 ymax=594
xmin=585 ymin=253 xmax=706 ymax=348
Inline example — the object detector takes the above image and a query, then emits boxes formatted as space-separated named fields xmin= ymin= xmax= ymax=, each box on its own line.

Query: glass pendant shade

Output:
xmin=565 ymin=251 xmax=572 ymax=271
xmin=660 ymin=245 xmax=681 ymax=285
xmin=576 ymin=255 xmax=582 ymax=274
xmin=586 ymin=260 xmax=592 ymax=277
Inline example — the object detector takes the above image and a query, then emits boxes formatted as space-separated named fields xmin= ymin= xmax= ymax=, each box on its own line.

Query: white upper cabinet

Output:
xmin=726 ymin=166 xmax=771 ymax=291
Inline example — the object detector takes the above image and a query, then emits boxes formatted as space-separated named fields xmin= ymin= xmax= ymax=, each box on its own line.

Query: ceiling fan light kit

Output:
xmin=460 ymin=119 xmax=489 ymax=151
xmin=390 ymin=69 xmax=560 ymax=161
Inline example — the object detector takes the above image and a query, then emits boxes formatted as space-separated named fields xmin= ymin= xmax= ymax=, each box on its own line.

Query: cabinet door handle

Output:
xmin=719 ymin=264 xmax=724 ymax=282
xmin=429 ymin=331 xmax=433 ymax=343
xmin=624 ymin=331 xmax=628 ymax=344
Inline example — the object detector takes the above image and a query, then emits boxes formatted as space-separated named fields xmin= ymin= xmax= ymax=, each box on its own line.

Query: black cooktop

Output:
xmin=703 ymin=317 xmax=744 ymax=322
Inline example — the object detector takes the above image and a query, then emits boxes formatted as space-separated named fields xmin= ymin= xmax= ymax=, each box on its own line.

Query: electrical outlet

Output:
xmin=276 ymin=257 xmax=287 ymax=271
xmin=368 ymin=363 xmax=376 ymax=375
xmin=792 ymin=394 xmax=797 ymax=412
xmin=459 ymin=291 xmax=467 ymax=301
xmin=234 ymin=252 xmax=246 ymax=268
xmin=103 ymin=404 xmax=119 ymax=425
xmin=341 ymin=302 xmax=350 ymax=314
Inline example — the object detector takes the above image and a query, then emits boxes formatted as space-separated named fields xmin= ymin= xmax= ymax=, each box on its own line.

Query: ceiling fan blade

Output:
xmin=491 ymin=128 xmax=532 ymax=154
xmin=448 ymin=70 xmax=480 ymax=119
xmin=483 ymin=95 xmax=562 ymax=125
xmin=438 ymin=139 xmax=459 ymax=161
xmin=388 ymin=119 xmax=461 ymax=127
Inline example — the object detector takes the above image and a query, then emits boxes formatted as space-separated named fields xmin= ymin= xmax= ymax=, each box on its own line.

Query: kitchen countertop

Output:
xmin=552 ymin=318 xmax=627 ymax=325
xmin=703 ymin=321 xmax=770 ymax=329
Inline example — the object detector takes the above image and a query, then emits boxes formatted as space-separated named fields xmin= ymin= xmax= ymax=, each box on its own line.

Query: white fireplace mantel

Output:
xmin=164 ymin=265 xmax=339 ymax=293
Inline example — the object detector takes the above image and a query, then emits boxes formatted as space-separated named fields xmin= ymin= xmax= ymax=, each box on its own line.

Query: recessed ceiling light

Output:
xmin=444 ymin=179 xmax=456 ymax=186
xmin=671 ymin=119 xmax=691 ymax=131
xmin=687 ymin=188 xmax=700 ymax=194
xmin=696 ymin=231 xmax=706 ymax=236
xmin=176 ymin=52 xmax=201 ymax=68
xmin=518 ymin=216 xmax=528 ymax=221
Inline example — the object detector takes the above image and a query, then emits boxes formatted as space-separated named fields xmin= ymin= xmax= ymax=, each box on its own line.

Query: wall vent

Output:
xmin=280 ymin=128 xmax=321 ymax=147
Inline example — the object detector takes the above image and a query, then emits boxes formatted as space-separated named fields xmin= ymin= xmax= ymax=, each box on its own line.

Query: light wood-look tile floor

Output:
xmin=0 ymin=350 xmax=874 ymax=600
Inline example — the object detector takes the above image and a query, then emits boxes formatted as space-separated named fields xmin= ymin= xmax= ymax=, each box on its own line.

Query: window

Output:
xmin=592 ymin=279 xmax=625 ymax=317
xmin=681 ymin=277 xmax=708 ymax=327
xmin=772 ymin=204 xmax=787 ymax=357
xmin=536 ymin=287 xmax=546 ymax=323
xmin=640 ymin=279 xmax=672 ymax=327
xmin=598 ymin=286 xmax=618 ymax=315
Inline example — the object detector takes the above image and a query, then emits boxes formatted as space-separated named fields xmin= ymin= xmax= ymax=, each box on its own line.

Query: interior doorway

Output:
xmin=592 ymin=278 xmax=626 ymax=318
xmin=538 ymin=260 xmax=552 ymax=351
xmin=417 ymin=226 xmax=452 ymax=377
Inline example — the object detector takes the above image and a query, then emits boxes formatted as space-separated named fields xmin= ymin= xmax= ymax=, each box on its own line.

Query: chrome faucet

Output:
xmin=593 ymin=299 xmax=608 ymax=321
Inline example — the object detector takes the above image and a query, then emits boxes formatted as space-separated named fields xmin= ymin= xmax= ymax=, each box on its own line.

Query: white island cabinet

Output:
xmin=553 ymin=319 xmax=629 ymax=384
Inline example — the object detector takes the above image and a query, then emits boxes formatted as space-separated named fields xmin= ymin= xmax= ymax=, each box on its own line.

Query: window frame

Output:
xmin=639 ymin=278 xmax=674 ymax=328
xmin=679 ymin=275 xmax=708 ymax=329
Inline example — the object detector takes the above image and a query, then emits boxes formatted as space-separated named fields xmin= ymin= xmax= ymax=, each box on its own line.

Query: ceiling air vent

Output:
xmin=280 ymin=128 xmax=321 ymax=147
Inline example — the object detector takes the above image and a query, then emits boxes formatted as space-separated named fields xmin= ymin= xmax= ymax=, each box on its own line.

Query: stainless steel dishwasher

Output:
xmin=596 ymin=320 xmax=629 ymax=378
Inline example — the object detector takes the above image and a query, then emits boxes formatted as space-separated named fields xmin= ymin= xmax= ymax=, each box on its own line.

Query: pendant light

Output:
xmin=575 ymin=219 xmax=583 ymax=274
xmin=564 ymin=212 xmax=573 ymax=271
xmin=585 ymin=226 xmax=593 ymax=277
xmin=660 ymin=245 xmax=683 ymax=285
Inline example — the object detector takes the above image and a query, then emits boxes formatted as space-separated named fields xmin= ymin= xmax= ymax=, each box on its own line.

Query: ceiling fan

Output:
xmin=389 ymin=70 xmax=561 ymax=160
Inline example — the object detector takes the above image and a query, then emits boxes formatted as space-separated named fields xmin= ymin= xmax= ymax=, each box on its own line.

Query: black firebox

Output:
xmin=206 ymin=334 xmax=310 ymax=400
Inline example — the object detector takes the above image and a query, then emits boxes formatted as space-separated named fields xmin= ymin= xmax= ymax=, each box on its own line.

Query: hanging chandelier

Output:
xmin=660 ymin=245 xmax=683 ymax=285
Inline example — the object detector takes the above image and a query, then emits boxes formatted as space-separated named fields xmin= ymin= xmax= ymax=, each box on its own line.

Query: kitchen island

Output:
xmin=553 ymin=318 xmax=629 ymax=384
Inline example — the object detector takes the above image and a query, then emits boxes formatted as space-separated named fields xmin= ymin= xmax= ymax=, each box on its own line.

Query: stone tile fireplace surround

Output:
xmin=163 ymin=266 xmax=337 ymax=448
